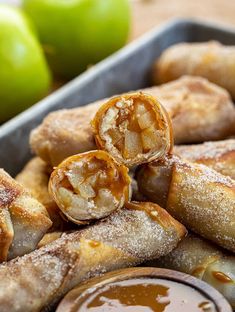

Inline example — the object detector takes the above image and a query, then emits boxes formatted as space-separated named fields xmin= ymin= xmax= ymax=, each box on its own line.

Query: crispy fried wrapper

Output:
xmin=16 ymin=157 xmax=65 ymax=231
xmin=0 ymin=202 xmax=186 ymax=312
xmin=30 ymin=76 xmax=235 ymax=166
xmin=30 ymin=100 xmax=103 ymax=166
xmin=0 ymin=169 xmax=52 ymax=262
xmin=147 ymin=76 xmax=235 ymax=144
xmin=49 ymin=150 xmax=131 ymax=224
xmin=137 ymin=155 xmax=235 ymax=252
xmin=154 ymin=41 xmax=235 ymax=98
xmin=174 ymin=139 xmax=235 ymax=180
xmin=148 ymin=233 xmax=235 ymax=308
xmin=91 ymin=92 xmax=173 ymax=167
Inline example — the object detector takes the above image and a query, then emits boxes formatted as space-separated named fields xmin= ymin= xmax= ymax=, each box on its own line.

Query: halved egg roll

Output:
xmin=0 ymin=201 xmax=186 ymax=312
xmin=16 ymin=157 xmax=65 ymax=231
xmin=174 ymin=139 xmax=235 ymax=180
xmin=154 ymin=41 xmax=235 ymax=98
xmin=49 ymin=150 xmax=131 ymax=224
xmin=30 ymin=76 xmax=235 ymax=167
xmin=149 ymin=233 xmax=235 ymax=309
xmin=0 ymin=169 xmax=52 ymax=262
xmin=91 ymin=92 xmax=172 ymax=167
xmin=137 ymin=155 xmax=235 ymax=252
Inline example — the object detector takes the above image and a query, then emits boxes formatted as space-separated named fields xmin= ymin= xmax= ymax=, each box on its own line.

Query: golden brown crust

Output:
xmin=167 ymin=159 xmax=235 ymax=252
xmin=154 ymin=41 xmax=235 ymax=98
xmin=0 ymin=169 xmax=52 ymax=261
xmin=137 ymin=156 xmax=235 ymax=252
xmin=30 ymin=100 xmax=103 ymax=166
xmin=16 ymin=157 xmax=65 ymax=231
xmin=91 ymin=92 xmax=173 ymax=167
xmin=126 ymin=201 xmax=186 ymax=238
xmin=49 ymin=151 xmax=131 ymax=224
xmin=174 ymin=139 xmax=235 ymax=179
xmin=0 ymin=204 xmax=185 ymax=311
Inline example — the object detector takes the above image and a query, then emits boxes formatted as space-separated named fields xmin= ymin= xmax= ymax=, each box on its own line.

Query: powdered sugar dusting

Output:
xmin=83 ymin=208 xmax=180 ymax=261
xmin=168 ymin=157 xmax=235 ymax=251
xmin=0 ymin=206 xmax=182 ymax=311
xmin=174 ymin=139 xmax=235 ymax=161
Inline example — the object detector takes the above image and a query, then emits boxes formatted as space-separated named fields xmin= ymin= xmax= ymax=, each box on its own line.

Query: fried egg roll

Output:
xmin=16 ymin=157 xmax=65 ymax=230
xmin=0 ymin=202 xmax=186 ymax=312
xmin=0 ymin=169 xmax=52 ymax=261
xmin=91 ymin=92 xmax=172 ymax=167
xmin=154 ymin=41 xmax=235 ymax=98
xmin=149 ymin=233 xmax=235 ymax=308
xmin=137 ymin=155 xmax=235 ymax=252
xmin=147 ymin=76 xmax=235 ymax=144
xmin=49 ymin=150 xmax=131 ymax=224
xmin=174 ymin=139 xmax=235 ymax=180
xmin=30 ymin=76 xmax=235 ymax=166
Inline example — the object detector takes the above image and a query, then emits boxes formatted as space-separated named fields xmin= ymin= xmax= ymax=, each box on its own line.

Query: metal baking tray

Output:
xmin=1 ymin=18 xmax=235 ymax=176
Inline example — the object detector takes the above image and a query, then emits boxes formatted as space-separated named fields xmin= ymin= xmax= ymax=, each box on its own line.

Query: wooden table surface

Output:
xmin=130 ymin=0 xmax=235 ymax=39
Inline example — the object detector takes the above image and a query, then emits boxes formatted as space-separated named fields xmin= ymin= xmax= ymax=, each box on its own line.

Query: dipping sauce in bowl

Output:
xmin=79 ymin=278 xmax=216 ymax=312
xmin=56 ymin=268 xmax=232 ymax=312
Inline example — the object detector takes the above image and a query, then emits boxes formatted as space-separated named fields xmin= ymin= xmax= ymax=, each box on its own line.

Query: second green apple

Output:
xmin=23 ymin=0 xmax=131 ymax=79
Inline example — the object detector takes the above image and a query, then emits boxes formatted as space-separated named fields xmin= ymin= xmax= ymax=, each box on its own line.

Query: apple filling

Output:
xmin=50 ymin=152 xmax=130 ymax=224
xmin=99 ymin=97 xmax=168 ymax=166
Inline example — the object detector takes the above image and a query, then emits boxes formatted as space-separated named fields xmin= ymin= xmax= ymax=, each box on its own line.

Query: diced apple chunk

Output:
xmin=137 ymin=111 xmax=155 ymax=130
xmin=134 ymin=102 xmax=146 ymax=117
xmin=58 ymin=187 xmax=73 ymax=207
xmin=86 ymin=174 xmax=98 ymax=187
xmin=66 ymin=172 xmax=84 ymax=190
xmin=124 ymin=130 xmax=143 ymax=158
xmin=95 ymin=189 xmax=116 ymax=216
xmin=77 ymin=182 xmax=96 ymax=199
xmin=108 ymin=128 xmax=123 ymax=145
xmin=141 ymin=126 xmax=163 ymax=151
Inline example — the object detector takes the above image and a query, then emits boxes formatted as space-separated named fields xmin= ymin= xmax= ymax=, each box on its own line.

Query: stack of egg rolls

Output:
xmin=30 ymin=76 xmax=235 ymax=167
xmin=0 ymin=67 xmax=234 ymax=312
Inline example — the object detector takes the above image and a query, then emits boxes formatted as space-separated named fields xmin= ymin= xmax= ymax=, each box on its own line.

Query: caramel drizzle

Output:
xmin=212 ymin=271 xmax=234 ymax=283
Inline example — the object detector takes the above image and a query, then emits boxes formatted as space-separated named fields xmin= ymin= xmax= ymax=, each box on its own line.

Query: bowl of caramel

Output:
xmin=56 ymin=267 xmax=232 ymax=312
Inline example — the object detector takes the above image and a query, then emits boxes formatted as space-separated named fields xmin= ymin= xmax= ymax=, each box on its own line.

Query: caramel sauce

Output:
xmin=212 ymin=271 xmax=233 ymax=283
xmin=192 ymin=266 xmax=205 ymax=277
xmin=88 ymin=240 xmax=101 ymax=248
xmin=60 ymin=155 xmax=128 ymax=200
xmin=79 ymin=278 xmax=216 ymax=312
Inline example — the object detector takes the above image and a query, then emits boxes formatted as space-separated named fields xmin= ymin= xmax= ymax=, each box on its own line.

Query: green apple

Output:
xmin=0 ymin=5 xmax=51 ymax=122
xmin=22 ymin=0 xmax=131 ymax=79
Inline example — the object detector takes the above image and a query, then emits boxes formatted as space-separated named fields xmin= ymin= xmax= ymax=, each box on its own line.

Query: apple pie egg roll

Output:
xmin=49 ymin=150 xmax=131 ymax=224
xmin=30 ymin=77 xmax=235 ymax=167
xmin=137 ymin=155 xmax=235 ymax=252
xmin=16 ymin=157 xmax=65 ymax=231
xmin=153 ymin=41 xmax=235 ymax=98
xmin=149 ymin=233 xmax=235 ymax=309
xmin=0 ymin=201 xmax=186 ymax=312
xmin=0 ymin=169 xmax=52 ymax=262
xmin=91 ymin=92 xmax=172 ymax=167
xmin=174 ymin=139 xmax=235 ymax=180
xmin=146 ymin=76 xmax=235 ymax=144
